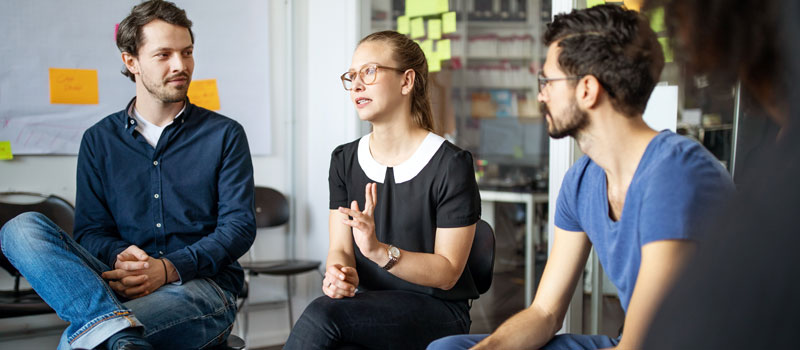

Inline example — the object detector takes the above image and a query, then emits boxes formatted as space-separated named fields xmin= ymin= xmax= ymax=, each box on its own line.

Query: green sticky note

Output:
xmin=649 ymin=7 xmax=665 ymax=33
xmin=420 ymin=39 xmax=434 ymax=58
xmin=659 ymin=37 xmax=673 ymax=63
xmin=587 ymin=0 xmax=606 ymax=8
xmin=429 ymin=57 xmax=442 ymax=72
xmin=406 ymin=0 xmax=448 ymax=17
xmin=428 ymin=19 xmax=442 ymax=40
xmin=442 ymin=11 xmax=457 ymax=33
xmin=437 ymin=39 xmax=451 ymax=60
xmin=397 ymin=16 xmax=410 ymax=34
xmin=0 ymin=141 xmax=12 ymax=160
xmin=410 ymin=17 xmax=425 ymax=39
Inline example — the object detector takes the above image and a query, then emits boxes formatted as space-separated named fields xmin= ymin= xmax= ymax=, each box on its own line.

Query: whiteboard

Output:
xmin=0 ymin=0 xmax=271 ymax=155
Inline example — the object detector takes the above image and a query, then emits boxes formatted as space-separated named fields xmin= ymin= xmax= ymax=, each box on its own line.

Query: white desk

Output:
xmin=480 ymin=189 xmax=548 ymax=306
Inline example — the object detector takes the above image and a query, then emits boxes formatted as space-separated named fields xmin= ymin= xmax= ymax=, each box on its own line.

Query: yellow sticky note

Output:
xmin=587 ymin=0 xmax=606 ymax=8
xmin=649 ymin=7 xmax=665 ymax=33
xmin=442 ymin=11 xmax=457 ymax=34
xmin=0 ymin=141 xmax=12 ymax=160
xmin=623 ymin=0 xmax=643 ymax=11
xmin=659 ymin=37 xmax=673 ymax=63
xmin=49 ymin=68 xmax=99 ymax=105
xmin=406 ymin=0 xmax=448 ymax=17
xmin=437 ymin=39 xmax=451 ymax=60
xmin=429 ymin=57 xmax=442 ymax=73
xmin=187 ymin=79 xmax=221 ymax=111
xmin=420 ymin=39 xmax=434 ymax=58
xmin=428 ymin=19 xmax=442 ymax=40
xmin=397 ymin=16 xmax=410 ymax=34
xmin=410 ymin=17 xmax=425 ymax=39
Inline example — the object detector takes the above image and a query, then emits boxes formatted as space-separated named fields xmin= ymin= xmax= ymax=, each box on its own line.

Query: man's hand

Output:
xmin=102 ymin=256 xmax=168 ymax=299
xmin=113 ymin=245 xmax=151 ymax=271
xmin=322 ymin=264 xmax=358 ymax=299
xmin=102 ymin=245 xmax=168 ymax=299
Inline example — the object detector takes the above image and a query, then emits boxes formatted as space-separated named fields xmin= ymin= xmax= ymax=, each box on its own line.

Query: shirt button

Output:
xmin=129 ymin=119 xmax=135 ymax=125
xmin=159 ymin=251 xmax=165 ymax=256
xmin=156 ymin=223 xmax=162 ymax=228
xmin=153 ymin=160 xmax=159 ymax=166
xmin=154 ymin=194 xmax=160 ymax=199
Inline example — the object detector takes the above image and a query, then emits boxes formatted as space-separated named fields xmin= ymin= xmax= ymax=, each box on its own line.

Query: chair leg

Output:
xmin=286 ymin=275 xmax=294 ymax=331
xmin=239 ymin=275 xmax=250 ymax=342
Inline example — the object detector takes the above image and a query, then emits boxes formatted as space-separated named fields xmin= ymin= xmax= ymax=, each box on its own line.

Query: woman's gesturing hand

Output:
xmin=339 ymin=183 xmax=381 ymax=258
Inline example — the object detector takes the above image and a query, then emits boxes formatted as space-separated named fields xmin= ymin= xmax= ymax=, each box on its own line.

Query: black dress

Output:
xmin=329 ymin=132 xmax=482 ymax=300
xmin=282 ymin=132 xmax=483 ymax=350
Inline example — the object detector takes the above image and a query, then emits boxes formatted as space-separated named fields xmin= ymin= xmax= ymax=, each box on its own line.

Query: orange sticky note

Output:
xmin=187 ymin=79 xmax=221 ymax=111
xmin=49 ymin=68 xmax=99 ymax=105
xmin=0 ymin=141 xmax=12 ymax=160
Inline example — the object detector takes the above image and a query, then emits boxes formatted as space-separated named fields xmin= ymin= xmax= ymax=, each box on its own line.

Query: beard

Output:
xmin=541 ymin=99 xmax=589 ymax=139
xmin=141 ymin=71 xmax=190 ymax=103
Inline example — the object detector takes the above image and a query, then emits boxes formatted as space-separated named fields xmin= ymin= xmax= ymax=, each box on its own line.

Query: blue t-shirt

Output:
xmin=555 ymin=131 xmax=735 ymax=312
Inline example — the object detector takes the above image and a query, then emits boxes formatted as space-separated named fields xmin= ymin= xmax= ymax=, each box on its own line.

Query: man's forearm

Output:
xmin=473 ymin=305 xmax=561 ymax=350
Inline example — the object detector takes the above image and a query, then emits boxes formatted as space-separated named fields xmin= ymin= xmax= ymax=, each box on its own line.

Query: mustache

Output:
xmin=165 ymin=73 xmax=190 ymax=82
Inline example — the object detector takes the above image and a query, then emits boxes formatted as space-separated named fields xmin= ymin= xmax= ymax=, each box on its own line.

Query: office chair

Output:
xmin=0 ymin=192 xmax=75 ymax=318
xmin=238 ymin=186 xmax=321 ymax=339
xmin=335 ymin=219 xmax=496 ymax=349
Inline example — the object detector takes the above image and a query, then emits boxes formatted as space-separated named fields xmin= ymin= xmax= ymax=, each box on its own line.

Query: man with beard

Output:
xmin=429 ymin=5 xmax=733 ymax=350
xmin=0 ymin=1 xmax=255 ymax=349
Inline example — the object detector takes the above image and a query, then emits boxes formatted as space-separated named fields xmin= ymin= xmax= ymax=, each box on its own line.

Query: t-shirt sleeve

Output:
xmin=436 ymin=150 xmax=481 ymax=228
xmin=639 ymin=152 xmax=735 ymax=245
xmin=329 ymin=145 xmax=350 ymax=210
xmin=554 ymin=157 xmax=586 ymax=232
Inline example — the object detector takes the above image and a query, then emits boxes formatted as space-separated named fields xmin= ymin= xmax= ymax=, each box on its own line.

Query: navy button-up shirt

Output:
xmin=74 ymin=98 xmax=256 ymax=296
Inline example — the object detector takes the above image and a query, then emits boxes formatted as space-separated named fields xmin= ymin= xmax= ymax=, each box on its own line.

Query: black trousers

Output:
xmin=284 ymin=290 xmax=471 ymax=350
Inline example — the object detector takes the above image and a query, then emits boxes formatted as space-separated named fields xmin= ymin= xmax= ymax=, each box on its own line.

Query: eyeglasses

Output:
xmin=341 ymin=64 xmax=406 ymax=91
xmin=537 ymin=74 xmax=582 ymax=91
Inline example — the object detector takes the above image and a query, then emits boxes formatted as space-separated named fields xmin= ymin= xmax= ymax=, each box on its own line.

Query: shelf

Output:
xmin=462 ymin=85 xmax=534 ymax=91
xmin=467 ymin=20 xmax=532 ymax=30
xmin=466 ymin=55 xmax=534 ymax=61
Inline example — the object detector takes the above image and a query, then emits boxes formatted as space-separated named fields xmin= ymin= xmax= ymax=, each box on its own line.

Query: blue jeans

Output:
xmin=285 ymin=290 xmax=471 ymax=350
xmin=0 ymin=212 xmax=236 ymax=350
xmin=428 ymin=333 xmax=620 ymax=350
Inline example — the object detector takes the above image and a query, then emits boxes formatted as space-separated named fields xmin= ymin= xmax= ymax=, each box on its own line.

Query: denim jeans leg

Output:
xmin=124 ymin=278 xmax=237 ymax=350
xmin=0 ymin=212 xmax=143 ymax=350
xmin=427 ymin=334 xmax=489 ymax=350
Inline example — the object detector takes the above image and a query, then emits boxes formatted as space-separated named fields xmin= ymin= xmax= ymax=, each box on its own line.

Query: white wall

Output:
xmin=0 ymin=0 xmax=362 ymax=348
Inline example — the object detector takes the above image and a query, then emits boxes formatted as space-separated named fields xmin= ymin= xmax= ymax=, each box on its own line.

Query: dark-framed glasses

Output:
xmin=537 ymin=74 xmax=582 ymax=91
xmin=341 ymin=64 xmax=406 ymax=91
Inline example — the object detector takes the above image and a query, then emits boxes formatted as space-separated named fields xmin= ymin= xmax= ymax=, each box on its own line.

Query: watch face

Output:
xmin=389 ymin=246 xmax=400 ymax=258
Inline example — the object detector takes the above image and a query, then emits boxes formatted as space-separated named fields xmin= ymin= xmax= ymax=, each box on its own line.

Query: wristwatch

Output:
xmin=382 ymin=245 xmax=401 ymax=270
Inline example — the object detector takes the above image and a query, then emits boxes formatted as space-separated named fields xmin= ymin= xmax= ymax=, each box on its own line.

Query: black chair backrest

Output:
xmin=0 ymin=192 xmax=75 ymax=277
xmin=253 ymin=186 xmax=289 ymax=229
xmin=468 ymin=219 xmax=495 ymax=295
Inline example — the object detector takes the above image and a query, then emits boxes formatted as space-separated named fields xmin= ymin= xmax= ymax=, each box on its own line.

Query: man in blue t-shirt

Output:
xmin=429 ymin=5 xmax=734 ymax=350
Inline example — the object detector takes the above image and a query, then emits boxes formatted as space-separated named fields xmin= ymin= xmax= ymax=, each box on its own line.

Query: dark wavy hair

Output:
xmin=544 ymin=4 xmax=664 ymax=117
xmin=116 ymin=0 xmax=194 ymax=82
xmin=359 ymin=31 xmax=434 ymax=132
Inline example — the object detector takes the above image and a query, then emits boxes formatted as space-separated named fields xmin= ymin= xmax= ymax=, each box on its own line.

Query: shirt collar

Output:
xmin=124 ymin=97 xmax=189 ymax=133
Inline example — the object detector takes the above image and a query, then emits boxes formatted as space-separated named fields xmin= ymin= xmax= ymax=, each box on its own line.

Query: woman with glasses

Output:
xmin=284 ymin=30 xmax=481 ymax=350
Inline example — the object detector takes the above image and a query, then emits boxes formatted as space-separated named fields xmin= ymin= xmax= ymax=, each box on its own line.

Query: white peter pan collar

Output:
xmin=358 ymin=131 xmax=446 ymax=184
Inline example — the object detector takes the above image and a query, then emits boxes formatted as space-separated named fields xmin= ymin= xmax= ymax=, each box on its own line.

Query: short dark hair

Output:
xmin=116 ymin=0 xmax=194 ymax=82
xmin=544 ymin=4 xmax=664 ymax=116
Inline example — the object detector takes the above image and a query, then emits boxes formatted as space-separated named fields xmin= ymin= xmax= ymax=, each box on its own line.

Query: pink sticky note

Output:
xmin=114 ymin=23 xmax=119 ymax=42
